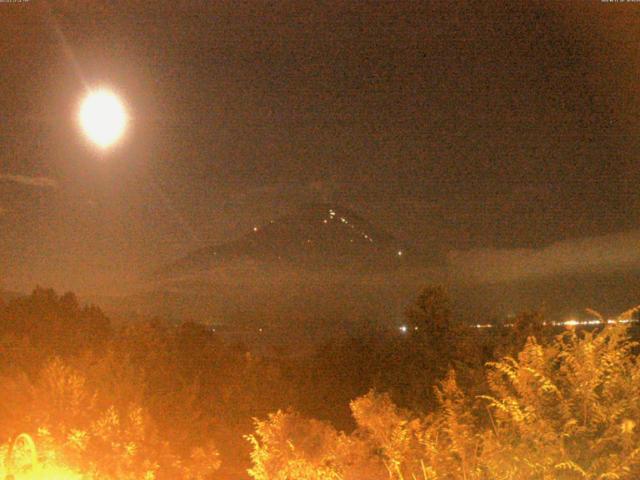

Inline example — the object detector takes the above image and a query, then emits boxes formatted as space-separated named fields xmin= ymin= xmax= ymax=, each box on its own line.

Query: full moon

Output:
xmin=79 ymin=89 xmax=128 ymax=148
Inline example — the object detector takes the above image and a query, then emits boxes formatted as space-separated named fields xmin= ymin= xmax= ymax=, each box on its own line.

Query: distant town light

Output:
xmin=397 ymin=250 xmax=403 ymax=256
xmin=399 ymin=325 xmax=408 ymax=334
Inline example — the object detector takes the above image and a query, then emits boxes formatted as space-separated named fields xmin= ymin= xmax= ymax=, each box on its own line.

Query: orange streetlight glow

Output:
xmin=2 ymin=433 xmax=81 ymax=480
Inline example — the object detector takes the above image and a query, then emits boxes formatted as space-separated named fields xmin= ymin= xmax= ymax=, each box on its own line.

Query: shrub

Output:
xmin=248 ymin=325 xmax=640 ymax=480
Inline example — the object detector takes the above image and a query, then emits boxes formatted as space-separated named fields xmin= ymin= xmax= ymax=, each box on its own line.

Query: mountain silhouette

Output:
xmin=159 ymin=203 xmax=415 ymax=277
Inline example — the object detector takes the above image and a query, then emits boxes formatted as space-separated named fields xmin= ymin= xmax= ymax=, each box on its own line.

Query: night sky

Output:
xmin=2 ymin=1 xmax=640 ymax=294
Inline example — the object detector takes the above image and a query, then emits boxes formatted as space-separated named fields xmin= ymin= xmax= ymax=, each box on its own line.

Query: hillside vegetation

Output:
xmin=0 ymin=287 xmax=637 ymax=479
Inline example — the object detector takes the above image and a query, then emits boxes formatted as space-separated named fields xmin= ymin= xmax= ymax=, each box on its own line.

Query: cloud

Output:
xmin=0 ymin=174 xmax=58 ymax=188
xmin=448 ymin=230 xmax=640 ymax=283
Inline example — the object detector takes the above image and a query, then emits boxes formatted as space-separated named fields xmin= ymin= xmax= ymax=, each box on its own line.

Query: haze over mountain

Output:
xmin=68 ymin=204 xmax=640 ymax=330
xmin=7 ymin=200 xmax=639 ymax=330
xmin=86 ymin=204 xmax=432 ymax=332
